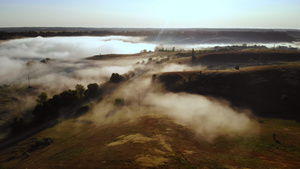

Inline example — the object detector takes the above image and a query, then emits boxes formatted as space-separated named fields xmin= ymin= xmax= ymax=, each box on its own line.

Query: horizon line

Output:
xmin=0 ymin=26 xmax=300 ymax=30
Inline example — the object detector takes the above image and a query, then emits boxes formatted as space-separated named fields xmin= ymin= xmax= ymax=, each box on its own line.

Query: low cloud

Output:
xmin=0 ymin=36 xmax=155 ymax=93
xmin=0 ymin=36 xmax=155 ymax=60
xmin=1 ymin=36 xmax=253 ymax=141
xmin=145 ymin=92 xmax=252 ymax=140
xmin=88 ymin=74 xmax=253 ymax=141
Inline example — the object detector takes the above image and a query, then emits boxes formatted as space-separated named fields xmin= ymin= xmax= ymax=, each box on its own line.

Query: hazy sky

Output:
xmin=0 ymin=0 xmax=299 ymax=29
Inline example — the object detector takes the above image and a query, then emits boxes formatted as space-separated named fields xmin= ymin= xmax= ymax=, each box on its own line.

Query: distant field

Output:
xmin=177 ymin=49 xmax=300 ymax=68
xmin=85 ymin=52 xmax=154 ymax=60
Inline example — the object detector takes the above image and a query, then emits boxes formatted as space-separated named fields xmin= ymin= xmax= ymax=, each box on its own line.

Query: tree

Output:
xmin=188 ymin=74 xmax=192 ymax=83
xmin=152 ymin=74 xmax=157 ymax=81
xmin=191 ymin=48 xmax=196 ymax=64
xmin=74 ymin=104 xmax=90 ymax=117
xmin=33 ymin=100 xmax=58 ymax=121
xmin=192 ymin=48 xmax=195 ymax=57
xmin=85 ymin=83 xmax=99 ymax=98
xmin=51 ymin=94 xmax=63 ymax=108
xmin=110 ymin=73 xmax=123 ymax=83
xmin=36 ymin=92 xmax=48 ymax=104
xmin=59 ymin=90 xmax=80 ymax=105
xmin=75 ymin=84 xmax=85 ymax=97
xmin=235 ymin=65 xmax=240 ymax=70
xmin=33 ymin=89 xmax=81 ymax=121
xmin=259 ymin=55 xmax=264 ymax=62
xmin=26 ymin=60 xmax=36 ymax=67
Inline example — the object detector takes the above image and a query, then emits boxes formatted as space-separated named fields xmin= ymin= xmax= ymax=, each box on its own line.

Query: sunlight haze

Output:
xmin=0 ymin=0 xmax=300 ymax=28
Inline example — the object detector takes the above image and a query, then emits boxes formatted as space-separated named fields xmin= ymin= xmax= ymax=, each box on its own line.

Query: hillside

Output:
xmin=158 ymin=64 xmax=300 ymax=121
xmin=177 ymin=50 xmax=300 ymax=68
xmin=1 ymin=114 xmax=300 ymax=169
xmin=1 ymin=49 xmax=300 ymax=168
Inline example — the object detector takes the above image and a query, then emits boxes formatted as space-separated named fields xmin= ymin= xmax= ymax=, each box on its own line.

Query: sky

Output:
xmin=0 ymin=0 xmax=300 ymax=29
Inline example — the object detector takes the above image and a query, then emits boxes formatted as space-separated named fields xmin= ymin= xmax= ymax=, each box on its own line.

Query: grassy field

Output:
xmin=0 ymin=115 xmax=300 ymax=168
xmin=0 ymin=84 xmax=41 ymax=138
xmin=1 ymin=49 xmax=300 ymax=168
xmin=176 ymin=49 xmax=300 ymax=69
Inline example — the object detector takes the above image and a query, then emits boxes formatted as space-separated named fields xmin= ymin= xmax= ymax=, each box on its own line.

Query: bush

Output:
xmin=110 ymin=73 xmax=123 ymax=83
xmin=235 ymin=65 xmax=240 ymax=70
xmin=75 ymin=84 xmax=85 ymax=97
xmin=115 ymin=98 xmax=125 ymax=107
xmin=10 ymin=115 xmax=24 ymax=133
xmin=74 ymin=104 xmax=90 ymax=117
xmin=0 ymin=165 xmax=9 ymax=169
xmin=59 ymin=90 xmax=80 ymax=105
xmin=32 ymin=102 xmax=57 ymax=121
xmin=281 ymin=94 xmax=288 ymax=101
xmin=33 ymin=89 xmax=82 ymax=121
xmin=28 ymin=138 xmax=53 ymax=152
xmin=159 ymin=74 xmax=184 ymax=86
xmin=36 ymin=92 xmax=48 ymax=104
xmin=85 ymin=83 xmax=99 ymax=98
xmin=152 ymin=74 xmax=157 ymax=81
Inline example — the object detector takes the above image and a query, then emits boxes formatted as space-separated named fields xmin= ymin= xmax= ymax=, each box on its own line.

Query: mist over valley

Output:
xmin=0 ymin=28 xmax=300 ymax=168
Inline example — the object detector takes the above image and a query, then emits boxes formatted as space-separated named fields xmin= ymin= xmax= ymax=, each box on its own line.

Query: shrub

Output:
xmin=0 ymin=165 xmax=9 ymax=169
xmin=59 ymin=90 xmax=80 ymax=105
xmin=33 ymin=89 xmax=82 ymax=121
xmin=235 ymin=65 xmax=240 ymax=70
xmin=28 ymin=138 xmax=53 ymax=152
xmin=159 ymin=74 xmax=184 ymax=86
xmin=115 ymin=98 xmax=125 ymax=107
xmin=10 ymin=115 xmax=24 ymax=133
xmin=36 ymin=92 xmax=48 ymax=104
xmin=152 ymin=74 xmax=157 ymax=81
xmin=85 ymin=83 xmax=99 ymax=98
xmin=75 ymin=84 xmax=85 ymax=97
xmin=74 ymin=104 xmax=90 ymax=117
xmin=281 ymin=94 xmax=288 ymax=101
xmin=110 ymin=73 xmax=123 ymax=83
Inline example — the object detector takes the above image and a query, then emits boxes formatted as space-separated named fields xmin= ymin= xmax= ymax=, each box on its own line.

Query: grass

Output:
xmin=1 ymin=49 xmax=300 ymax=168
xmin=1 ymin=113 xmax=300 ymax=168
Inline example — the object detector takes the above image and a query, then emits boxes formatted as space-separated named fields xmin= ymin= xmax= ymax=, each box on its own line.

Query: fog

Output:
xmin=86 ymin=63 xmax=252 ymax=140
xmin=145 ymin=92 xmax=252 ymax=140
xmin=0 ymin=36 xmax=154 ymax=59
xmin=0 ymin=36 xmax=155 ymax=91
xmin=0 ymin=36 xmax=253 ymax=141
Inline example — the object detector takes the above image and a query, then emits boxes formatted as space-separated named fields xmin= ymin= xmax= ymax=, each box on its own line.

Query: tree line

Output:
xmin=10 ymin=73 xmax=125 ymax=134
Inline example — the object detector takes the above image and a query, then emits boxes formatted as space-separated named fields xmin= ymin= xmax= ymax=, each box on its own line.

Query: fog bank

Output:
xmin=145 ymin=92 xmax=252 ymax=140
xmin=88 ymin=71 xmax=253 ymax=140
xmin=0 ymin=36 xmax=155 ymax=59
xmin=0 ymin=36 xmax=156 ymax=91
